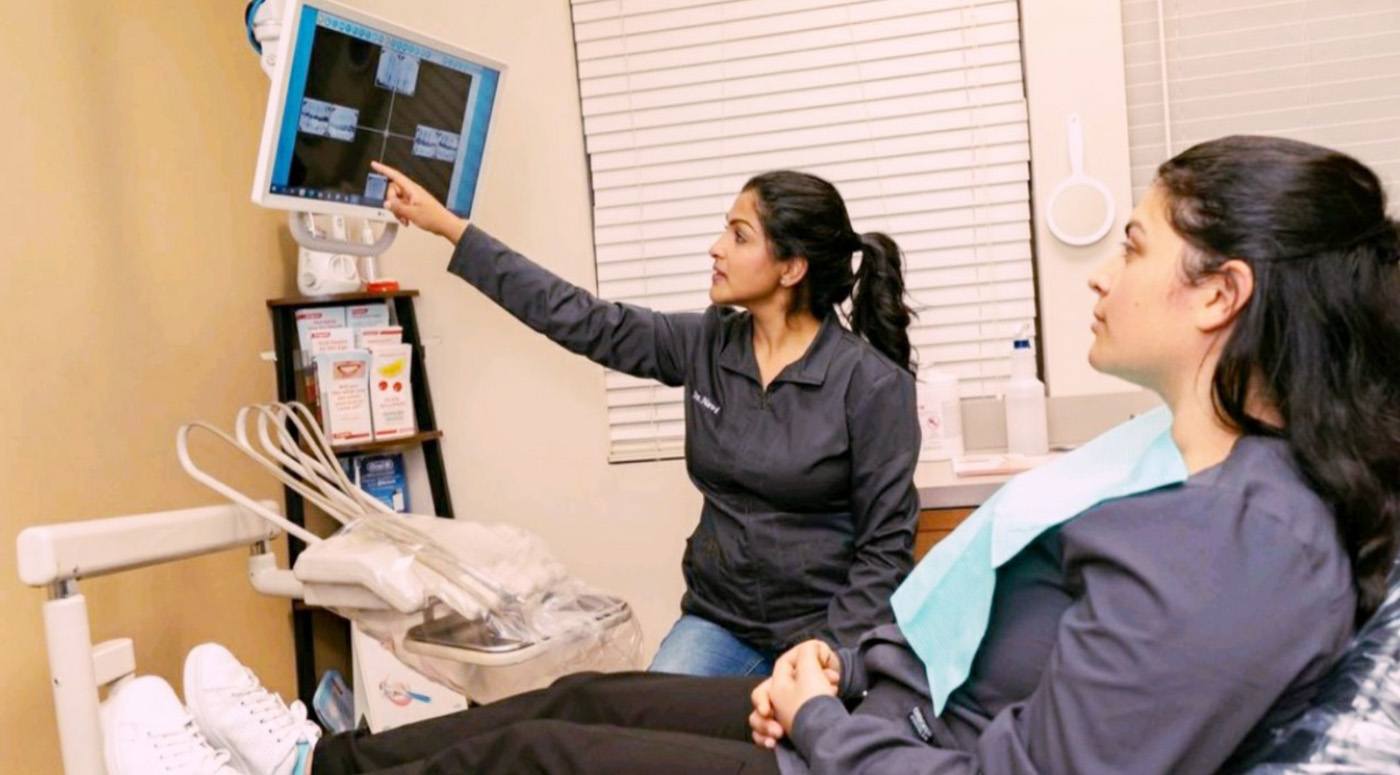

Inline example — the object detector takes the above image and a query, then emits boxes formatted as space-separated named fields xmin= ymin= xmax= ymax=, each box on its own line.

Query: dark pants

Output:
xmin=312 ymin=671 xmax=783 ymax=774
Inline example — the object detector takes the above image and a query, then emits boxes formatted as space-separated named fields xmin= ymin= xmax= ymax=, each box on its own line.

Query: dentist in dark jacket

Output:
xmin=370 ymin=161 xmax=922 ymax=677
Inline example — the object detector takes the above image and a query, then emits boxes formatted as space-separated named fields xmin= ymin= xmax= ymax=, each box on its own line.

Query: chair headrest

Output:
xmin=1231 ymin=558 xmax=1400 ymax=772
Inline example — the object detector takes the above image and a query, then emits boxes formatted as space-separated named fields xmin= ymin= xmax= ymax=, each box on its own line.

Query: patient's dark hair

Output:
xmin=1156 ymin=135 xmax=1400 ymax=624
xmin=743 ymin=170 xmax=915 ymax=370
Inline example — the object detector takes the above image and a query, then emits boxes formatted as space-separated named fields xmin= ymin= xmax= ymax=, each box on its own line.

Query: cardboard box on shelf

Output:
xmin=314 ymin=350 xmax=374 ymax=446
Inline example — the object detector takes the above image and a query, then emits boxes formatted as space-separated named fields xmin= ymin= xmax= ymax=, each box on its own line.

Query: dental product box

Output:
xmin=355 ymin=325 xmax=403 ymax=349
xmin=312 ymin=670 xmax=355 ymax=735
xmin=295 ymin=307 xmax=348 ymax=366
xmin=346 ymin=302 xmax=390 ymax=331
xmin=315 ymin=350 xmax=374 ymax=446
xmin=917 ymin=369 xmax=964 ymax=461
xmin=305 ymin=327 xmax=356 ymax=420
xmin=354 ymin=452 xmax=409 ymax=512
xmin=297 ymin=312 xmax=350 ymax=416
xmin=368 ymin=344 xmax=416 ymax=440
xmin=307 ymin=326 xmax=355 ymax=356
xmin=352 ymin=624 xmax=466 ymax=732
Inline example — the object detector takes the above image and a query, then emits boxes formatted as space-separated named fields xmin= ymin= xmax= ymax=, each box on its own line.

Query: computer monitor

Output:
xmin=251 ymin=0 xmax=505 ymax=220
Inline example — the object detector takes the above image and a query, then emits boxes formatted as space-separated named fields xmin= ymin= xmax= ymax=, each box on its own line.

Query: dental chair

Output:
xmin=1232 ymin=558 xmax=1400 ymax=773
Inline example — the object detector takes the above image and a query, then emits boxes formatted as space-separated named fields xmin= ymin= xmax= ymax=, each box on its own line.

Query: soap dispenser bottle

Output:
xmin=1004 ymin=337 xmax=1048 ymax=455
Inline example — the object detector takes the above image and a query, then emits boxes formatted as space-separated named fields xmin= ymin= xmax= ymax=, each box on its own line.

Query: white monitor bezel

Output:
xmin=249 ymin=0 xmax=507 ymax=222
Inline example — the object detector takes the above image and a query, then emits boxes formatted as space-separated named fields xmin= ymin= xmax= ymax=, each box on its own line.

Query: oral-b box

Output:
xmin=354 ymin=453 xmax=409 ymax=513
xmin=368 ymin=344 xmax=416 ymax=440
xmin=355 ymin=326 xmax=403 ymax=350
xmin=315 ymin=350 xmax=374 ymax=446
xmin=346 ymin=302 xmax=391 ymax=332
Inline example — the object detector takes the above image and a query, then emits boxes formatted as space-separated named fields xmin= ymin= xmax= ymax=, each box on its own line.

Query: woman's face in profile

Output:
xmin=1086 ymin=184 xmax=1200 ymax=390
xmin=708 ymin=189 xmax=788 ymax=308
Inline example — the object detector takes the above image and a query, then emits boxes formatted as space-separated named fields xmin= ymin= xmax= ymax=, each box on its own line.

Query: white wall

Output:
xmin=1022 ymin=0 xmax=1140 ymax=397
xmin=345 ymin=0 xmax=699 ymax=658
xmin=345 ymin=0 xmax=1146 ymax=659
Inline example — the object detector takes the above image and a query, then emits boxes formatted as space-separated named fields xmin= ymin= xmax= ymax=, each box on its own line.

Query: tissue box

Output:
xmin=352 ymin=624 xmax=466 ymax=732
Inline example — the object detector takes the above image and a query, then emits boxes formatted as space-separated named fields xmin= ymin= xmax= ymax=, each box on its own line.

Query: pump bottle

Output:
xmin=1004 ymin=338 xmax=1048 ymax=455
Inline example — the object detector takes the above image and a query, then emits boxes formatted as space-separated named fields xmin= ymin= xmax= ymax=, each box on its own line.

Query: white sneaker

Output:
xmin=102 ymin=675 xmax=239 ymax=775
xmin=184 ymin=643 xmax=322 ymax=775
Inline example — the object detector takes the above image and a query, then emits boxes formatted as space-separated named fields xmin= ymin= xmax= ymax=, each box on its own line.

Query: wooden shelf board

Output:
xmin=267 ymin=289 xmax=419 ymax=308
xmin=330 ymin=429 xmax=443 ymax=456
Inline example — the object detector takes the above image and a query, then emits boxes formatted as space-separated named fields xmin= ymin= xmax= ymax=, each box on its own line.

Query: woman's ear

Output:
xmin=779 ymin=255 xmax=810 ymax=288
xmin=1196 ymin=258 xmax=1255 ymax=332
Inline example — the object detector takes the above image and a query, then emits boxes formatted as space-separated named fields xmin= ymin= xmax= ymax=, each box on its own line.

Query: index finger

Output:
xmin=370 ymin=160 xmax=410 ymax=186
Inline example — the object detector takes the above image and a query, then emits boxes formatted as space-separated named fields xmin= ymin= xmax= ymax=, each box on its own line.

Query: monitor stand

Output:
xmin=290 ymin=211 xmax=398 ymax=257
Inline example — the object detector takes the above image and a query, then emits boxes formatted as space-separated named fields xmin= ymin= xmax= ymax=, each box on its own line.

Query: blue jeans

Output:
xmin=647 ymin=614 xmax=776 ymax=677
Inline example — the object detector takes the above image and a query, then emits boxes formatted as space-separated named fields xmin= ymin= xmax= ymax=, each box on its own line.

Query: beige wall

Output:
xmin=0 ymin=4 xmax=299 ymax=771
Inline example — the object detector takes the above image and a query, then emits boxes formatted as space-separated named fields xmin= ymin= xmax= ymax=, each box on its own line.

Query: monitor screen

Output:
xmin=260 ymin=4 xmax=501 ymax=218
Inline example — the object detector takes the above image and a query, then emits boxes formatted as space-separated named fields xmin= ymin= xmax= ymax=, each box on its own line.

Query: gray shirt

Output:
xmin=779 ymin=435 xmax=1355 ymax=774
xmin=448 ymin=226 xmax=921 ymax=652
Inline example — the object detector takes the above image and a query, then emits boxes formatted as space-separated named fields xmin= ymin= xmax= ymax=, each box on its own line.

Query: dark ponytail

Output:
xmin=742 ymin=171 xmax=916 ymax=370
xmin=852 ymin=231 xmax=914 ymax=371
xmin=1156 ymin=135 xmax=1400 ymax=624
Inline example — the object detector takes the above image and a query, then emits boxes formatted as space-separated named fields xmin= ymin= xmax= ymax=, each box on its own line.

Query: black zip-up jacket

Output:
xmin=448 ymin=226 xmax=921 ymax=651
xmin=775 ymin=436 xmax=1354 ymax=773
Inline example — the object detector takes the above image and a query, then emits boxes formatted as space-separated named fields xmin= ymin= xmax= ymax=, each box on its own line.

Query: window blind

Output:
xmin=1122 ymin=0 xmax=1400 ymax=201
xmin=571 ymin=0 xmax=1035 ymax=461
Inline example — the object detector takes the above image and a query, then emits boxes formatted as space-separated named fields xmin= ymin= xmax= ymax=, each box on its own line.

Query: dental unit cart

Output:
xmin=245 ymin=0 xmax=506 ymax=719
xmin=268 ymin=287 xmax=453 ymax=708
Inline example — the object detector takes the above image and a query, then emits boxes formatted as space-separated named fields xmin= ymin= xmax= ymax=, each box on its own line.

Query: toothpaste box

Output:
xmin=368 ymin=344 xmax=416 ymax=440
xmin=355 ymin=326 xmax=403 ymax=350
xmin=346 ymin=303 xmax=390 ymax=332
xmin=314 ymin=350 xmax=374 ymax=446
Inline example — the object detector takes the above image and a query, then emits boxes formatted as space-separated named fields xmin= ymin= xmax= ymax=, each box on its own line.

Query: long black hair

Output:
xmin=1156 ymin=135 xmax=1400 ymax=624
xmin=743 ymin=170 xmax=915 ymax=370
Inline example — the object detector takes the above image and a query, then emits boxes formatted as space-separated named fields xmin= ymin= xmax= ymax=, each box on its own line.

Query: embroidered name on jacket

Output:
xmin=691 ymin=390 xmax=721 ymax=415
xmin=908 ymin=707 xmax=934 ymax=743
